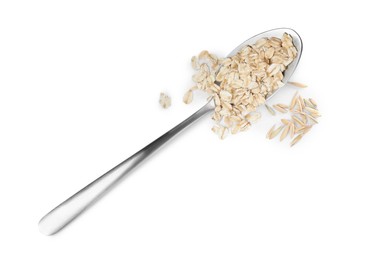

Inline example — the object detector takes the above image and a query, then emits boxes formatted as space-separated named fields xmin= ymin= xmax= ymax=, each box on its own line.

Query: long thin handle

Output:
xmin=38 ymin=101 xmax=214 ymax=235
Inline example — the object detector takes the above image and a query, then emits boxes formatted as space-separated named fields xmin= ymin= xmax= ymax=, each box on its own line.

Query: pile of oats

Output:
xmin=184 ymin=33 xmax=298 ymax=139
xmin=172 ymin=32 xmax=320 ymax=146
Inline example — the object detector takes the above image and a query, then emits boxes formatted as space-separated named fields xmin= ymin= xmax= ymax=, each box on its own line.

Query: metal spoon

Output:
xmin=38 ymin=28 xmax=303 ymax=235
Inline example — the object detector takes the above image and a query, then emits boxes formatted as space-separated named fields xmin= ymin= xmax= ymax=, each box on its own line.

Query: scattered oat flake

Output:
xmin=269 ymin=125 xmax=284 ymax=140
xmin=191 ymin=56 xmax=200 ymax=70
xmin=265 ymin=104 xmax=276 ymax=116
xmin=290 ymin=134 xmax=303 ymax=147
xmin=288 ymin=81 xmax=307 ymax=88
xmin=280 ymin=124 xmax=290 ymax=141
xmin=245 ymin=112 xmax=261 ymax=123
xmin=302 ymin=125 xmax=312 ymax=134
xmin=239 ymin=121 xmax=251 ymax=132
xmin=298 ymin=95 xmax=305 ymax=108
xmin=212 ymin=125 xmax=228 ymax=139
xmin=219 ymin=127 xmax=228 ymax=139
xmin=273 ymin=104 xmax=288 ymax=113
xmin=296 ymin=97 xmax=303 ymax=112
xmin=306 ymin=114 xmax=318 ymax=124
xmin=231 ymin=125 xmax=240 ymax=135
xmin=289 ymin=91 xmax=298 ymax=111
xmin=159 ymin=92 xmax=171 ymax=109
xmin=304 ymin=98 xmax=313 ymax=108
xmin=277 ymin=103 xmax=288 ymax=109
xmin=183 ymin=90 xmax=193 ymax=104
xmin=211 ymin=125 xmax=220 ymax=134
xmin=300 ymin=113 xmax=308 ymax=124
xmin=266 ymin=124 xmax=276 ymax=139
xmin=295 ymin=126 xmax=306 ymax=134
xmin=289 ymin=123 xmax=295 ymax=138
xmin=309 ymin=98 xmax=317 ymax=107
xmin=292 ymin=115 xmax=305 ymax=126
xmin=198 ymin=50 xmax=210 ymax=60
xmin=310 ymin=112 xmax=321 ymax=118
xmin=305 ymin=106 xmax=320 ymax=115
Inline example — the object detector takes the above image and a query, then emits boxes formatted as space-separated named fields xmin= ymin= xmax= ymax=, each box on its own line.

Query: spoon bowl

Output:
xmin=228 ymin=27 xmax=303 ymax=100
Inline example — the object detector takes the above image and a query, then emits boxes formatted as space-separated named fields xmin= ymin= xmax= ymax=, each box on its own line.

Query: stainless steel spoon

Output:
xmin=38 ymin=28 xmax=303 ymax=235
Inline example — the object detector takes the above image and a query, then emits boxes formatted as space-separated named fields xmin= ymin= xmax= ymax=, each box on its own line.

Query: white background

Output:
xmin=1 ymin=0 xmax=389 ymax=259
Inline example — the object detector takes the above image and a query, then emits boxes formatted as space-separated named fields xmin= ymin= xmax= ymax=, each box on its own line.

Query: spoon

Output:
xmin=38 ymin=28 xmax=303 ymax=235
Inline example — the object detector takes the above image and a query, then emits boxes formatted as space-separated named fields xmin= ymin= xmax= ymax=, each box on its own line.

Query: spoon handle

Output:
xmin=38 ymin=101 xmax=214 ymax=235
